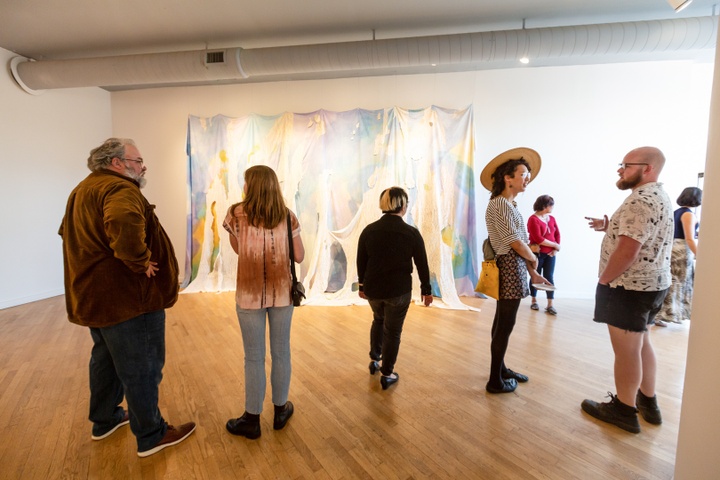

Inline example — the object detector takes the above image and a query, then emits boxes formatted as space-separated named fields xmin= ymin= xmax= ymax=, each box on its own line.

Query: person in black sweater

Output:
xmin=357 ymin=187 xmax=433 ymax=390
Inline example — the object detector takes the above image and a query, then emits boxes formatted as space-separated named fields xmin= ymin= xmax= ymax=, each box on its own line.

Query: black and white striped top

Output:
xmin=485 ymin=196 xmax=529 ymax=256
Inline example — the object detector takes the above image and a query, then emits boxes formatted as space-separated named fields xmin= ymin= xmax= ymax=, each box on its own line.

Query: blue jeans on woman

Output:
xmin=89 ymin=310 xmax=167 ymax=452
xmin=236 ymin=304 xmax=294 ymax=414
xmin=368 ymin=292 xmax=412 ymax=376
xmin=529 ymin=252 xmax=556 ymax=299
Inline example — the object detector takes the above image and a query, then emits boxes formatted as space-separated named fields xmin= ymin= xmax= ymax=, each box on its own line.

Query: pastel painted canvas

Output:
xmin=183 ymin=106 xmax=479 ymax=308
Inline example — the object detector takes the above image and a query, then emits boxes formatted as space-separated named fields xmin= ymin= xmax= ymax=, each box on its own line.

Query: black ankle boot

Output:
xmin=581 ymin=393 xmax=640 ymax=433
xmin=226 ymin=412 xmax=261 ymax=439
xmin=636 ymin=390 xmax=662 ymax=425
xmin=273 ymin=401 xmax=294 ymax=430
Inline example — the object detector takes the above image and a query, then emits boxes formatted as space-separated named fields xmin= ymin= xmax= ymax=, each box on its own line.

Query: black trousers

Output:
xmin=488 ymin=298 xmax=521 ymax=387
xmin=368 ymin=292 xmax=412 ymax=376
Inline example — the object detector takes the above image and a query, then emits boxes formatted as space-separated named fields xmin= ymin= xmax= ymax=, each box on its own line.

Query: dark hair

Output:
xmin=490 ymin=159 xmax=530 ymax=198
xmin=676 ymin=187 xmax=702 ymax=208
xmin=379 ymin=187 xmax=408 ymax=214
xmin=533 ymin=195 xmax=555 ymax=212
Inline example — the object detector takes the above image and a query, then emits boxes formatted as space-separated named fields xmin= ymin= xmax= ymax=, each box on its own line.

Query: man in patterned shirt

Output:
xmin=581 ymin=146 xmax=673 ymax=433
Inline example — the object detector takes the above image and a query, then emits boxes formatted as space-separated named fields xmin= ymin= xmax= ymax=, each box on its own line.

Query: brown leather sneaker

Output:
xmin=137 ymin=422 xmax=196 ymax=458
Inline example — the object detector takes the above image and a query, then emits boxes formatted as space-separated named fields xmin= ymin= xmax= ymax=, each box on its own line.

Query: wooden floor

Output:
xmin=0 ymin=293 xmax=689 ymax=480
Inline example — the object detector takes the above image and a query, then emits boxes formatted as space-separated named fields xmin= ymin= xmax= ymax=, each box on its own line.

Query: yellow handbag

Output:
xmin=475 ymin=259 xmax=499 ymax=300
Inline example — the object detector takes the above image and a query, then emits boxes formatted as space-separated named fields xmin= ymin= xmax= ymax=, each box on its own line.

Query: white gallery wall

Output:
xmin=0 ymin=47 xmax=111 ymax=309
xmin=110 ymin=59 xmax=712 ymax=301
xmin=0 ymin=42 xmax=718 ymax=476
xmin=0 ymin=50 xmax=712 ymax=308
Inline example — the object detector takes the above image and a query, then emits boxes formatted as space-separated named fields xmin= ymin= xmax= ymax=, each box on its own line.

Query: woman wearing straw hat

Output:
xmin=481 ymin=147 xmax=550 ymax=394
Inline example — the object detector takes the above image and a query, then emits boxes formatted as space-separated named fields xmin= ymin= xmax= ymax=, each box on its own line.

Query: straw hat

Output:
xmin=480 ymin=147 xmax=542 ymax=192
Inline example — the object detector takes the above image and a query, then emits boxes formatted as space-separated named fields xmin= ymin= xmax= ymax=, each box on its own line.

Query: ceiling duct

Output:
xmin=9 ymin=16 xmax=717 ymax=93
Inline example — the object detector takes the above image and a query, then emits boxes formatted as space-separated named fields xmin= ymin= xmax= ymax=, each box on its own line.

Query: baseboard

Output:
xmin=0 ymin=289 xmax=64 ymax=310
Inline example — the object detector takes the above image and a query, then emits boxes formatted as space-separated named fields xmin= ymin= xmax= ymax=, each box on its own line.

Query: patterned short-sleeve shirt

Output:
xmin=599 ymin=182 xmax=673 ymax=291
xmin=223 ymin=204 xmax=301 ymax=309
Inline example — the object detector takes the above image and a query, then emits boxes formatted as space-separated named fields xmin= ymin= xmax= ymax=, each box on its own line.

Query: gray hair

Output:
xmin=87 ymin=138 xmax=136 ymax=172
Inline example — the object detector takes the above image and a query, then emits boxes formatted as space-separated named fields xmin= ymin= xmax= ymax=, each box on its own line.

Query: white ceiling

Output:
xmin=1 ymin=0 xmax=718 ymax=61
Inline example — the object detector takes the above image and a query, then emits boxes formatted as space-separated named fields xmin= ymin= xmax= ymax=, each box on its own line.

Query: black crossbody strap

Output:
xmin=287 ymin=212 xmax=297 ymax=283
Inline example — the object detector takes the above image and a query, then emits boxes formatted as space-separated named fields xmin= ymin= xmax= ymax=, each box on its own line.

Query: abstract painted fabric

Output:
xmin=183 ymin=106 xmax=479 ymax=309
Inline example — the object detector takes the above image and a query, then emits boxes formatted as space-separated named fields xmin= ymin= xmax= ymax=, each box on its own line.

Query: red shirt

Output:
xmin=527 ymin=214 xmax=561 ymax=254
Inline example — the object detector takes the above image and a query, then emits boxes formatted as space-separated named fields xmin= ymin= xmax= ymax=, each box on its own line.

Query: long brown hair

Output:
xmin=241 ymin=165 xmax=287 ymax=228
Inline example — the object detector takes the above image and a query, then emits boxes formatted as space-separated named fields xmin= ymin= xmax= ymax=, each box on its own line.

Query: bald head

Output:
xmin=626 ymin=146 xmax=665 ymax=180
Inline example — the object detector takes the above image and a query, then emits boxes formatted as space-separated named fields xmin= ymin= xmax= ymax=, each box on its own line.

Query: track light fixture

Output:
xmin=667 ymin=0 xmax=693 ymax=12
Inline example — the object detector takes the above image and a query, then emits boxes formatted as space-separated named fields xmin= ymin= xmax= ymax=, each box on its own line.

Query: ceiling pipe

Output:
xmin=9 ymin=16 xmax=717 ymax=93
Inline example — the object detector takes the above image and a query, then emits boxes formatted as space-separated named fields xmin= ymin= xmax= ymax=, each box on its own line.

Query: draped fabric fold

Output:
xmin=183 ymin=106 xmax=479 ymax=310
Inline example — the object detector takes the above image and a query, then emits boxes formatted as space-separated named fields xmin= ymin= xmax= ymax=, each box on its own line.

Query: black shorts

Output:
xmin=593 ymin=284 xmax=668 ymax=332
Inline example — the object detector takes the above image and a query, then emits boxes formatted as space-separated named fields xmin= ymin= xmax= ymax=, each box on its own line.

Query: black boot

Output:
xmin=636 ymin=390 xmax=662 ymax=425
xmin=273 ymin=401 xmax=294 ymax=430
xmin=226 ymin=412 xmax=261 ymax=439
xmin=581 ymin=393 xmax=640 ymax=433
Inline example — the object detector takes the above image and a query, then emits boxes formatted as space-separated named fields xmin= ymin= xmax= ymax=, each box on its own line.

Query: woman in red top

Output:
xmin=527 ymin=195 xmax=561 ymax=315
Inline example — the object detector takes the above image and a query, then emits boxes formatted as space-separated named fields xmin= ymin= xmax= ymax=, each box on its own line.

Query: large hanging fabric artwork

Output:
xmin=183 ymin=106 xmax=479 ymax=309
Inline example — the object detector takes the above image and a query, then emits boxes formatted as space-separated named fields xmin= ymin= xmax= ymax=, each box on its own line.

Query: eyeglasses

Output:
xmin=618 ymin=162 xmax=648 ymax=169
xmin=519 ymin=172 xmax=532 ymax=180
xmin=122 ymin=157 xmax=144 ymax=166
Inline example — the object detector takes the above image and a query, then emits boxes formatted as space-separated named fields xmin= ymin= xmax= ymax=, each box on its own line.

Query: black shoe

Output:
xmin=581 ymin=393 xmax=640 ymax=433
xmin=273 ymin=401 xmax=294 ymax=430
xmin=502 ymin=369 xmax=528 ymax=383
xmin=226 ymin=412 xmax=261 ymax=439
xmin=369 ymin=361 xmax=380 ymax=375
xmin=380 ymin=372 xmax=399 ymax=390
xmin=485 ymin=378 xmax=517 ymax=394
xmin=636 ymin=390 xmax=662 ymax=425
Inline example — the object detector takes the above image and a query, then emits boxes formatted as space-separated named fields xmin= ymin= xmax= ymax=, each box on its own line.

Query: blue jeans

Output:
xmin=236 ymin=305 xmax=294 ymax=414
xmin=368 ymin=292 xmax=412 ymax=376
xmin=529 ymin=253 xmax=556 ymax=299
xmin=89 ymin=310 xmax=167 ymax=451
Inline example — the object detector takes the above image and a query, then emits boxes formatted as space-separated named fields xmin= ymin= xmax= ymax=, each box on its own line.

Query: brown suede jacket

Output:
xmin=58 ymin=170 xmax=179 ymax=327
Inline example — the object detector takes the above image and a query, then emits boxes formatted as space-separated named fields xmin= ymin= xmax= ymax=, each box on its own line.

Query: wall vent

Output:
xmin=205 ymin=50 xmax=225 ymax=65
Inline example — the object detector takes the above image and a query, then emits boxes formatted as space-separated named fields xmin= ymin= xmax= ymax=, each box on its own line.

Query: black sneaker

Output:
xmin=581 ymin=393 xmax=640 ymax=433
xmin=636 ymin=390 xmax=662 ymax=425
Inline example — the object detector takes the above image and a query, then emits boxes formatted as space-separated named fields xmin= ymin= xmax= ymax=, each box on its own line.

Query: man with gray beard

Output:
xmin=59 ymin=138 xmax=195 ymax=457
xmin=581 ymin=146 xmax=673 ymax=433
